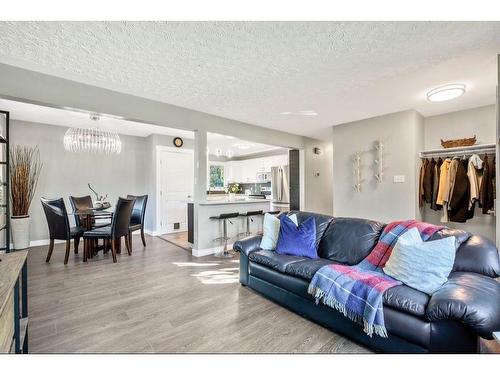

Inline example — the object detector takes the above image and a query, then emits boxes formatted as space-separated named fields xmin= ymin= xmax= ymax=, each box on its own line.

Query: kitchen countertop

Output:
xmin=198 ymin=197 xmax=271 ymax=206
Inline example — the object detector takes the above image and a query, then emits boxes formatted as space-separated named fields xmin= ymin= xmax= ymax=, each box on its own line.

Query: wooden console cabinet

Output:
xmin=0 ymin=250 xmax=28 ymax=353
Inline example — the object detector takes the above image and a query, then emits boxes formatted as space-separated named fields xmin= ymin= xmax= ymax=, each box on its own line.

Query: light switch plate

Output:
xmin=393 ymin=175 xmax=405 ymax=183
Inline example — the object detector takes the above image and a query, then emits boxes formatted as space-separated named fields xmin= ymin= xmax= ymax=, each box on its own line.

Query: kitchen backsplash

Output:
xmin=229 ymin=182 xmax=271 ymax=195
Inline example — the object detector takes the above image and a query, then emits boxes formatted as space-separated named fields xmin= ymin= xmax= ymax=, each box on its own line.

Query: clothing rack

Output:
xmin=419 ymin=143 xmax=496 ymax=159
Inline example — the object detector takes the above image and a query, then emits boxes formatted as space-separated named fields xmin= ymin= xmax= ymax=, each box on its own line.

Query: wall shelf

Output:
xmin=419 ymin=143 xmax=496 ymax=159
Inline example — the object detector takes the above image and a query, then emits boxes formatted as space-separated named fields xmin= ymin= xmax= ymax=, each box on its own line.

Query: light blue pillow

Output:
xmin=260 ymin=213 xmax=297 ymax=250
xmin=383 ymin=227 xmax=457 ymax=295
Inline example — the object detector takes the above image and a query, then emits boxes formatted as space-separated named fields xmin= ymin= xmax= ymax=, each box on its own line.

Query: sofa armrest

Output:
xmin=233 ymin=235 xmax=262 ymax=257
xmin=425 ymin=272 xmax=500 ymax=339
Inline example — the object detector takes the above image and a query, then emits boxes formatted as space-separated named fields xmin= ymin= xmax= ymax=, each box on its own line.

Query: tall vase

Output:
xmin=11 ymin=215 xmax=30 ymax=250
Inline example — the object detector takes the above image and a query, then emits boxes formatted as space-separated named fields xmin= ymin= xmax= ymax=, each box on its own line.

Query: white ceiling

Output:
xmin=0 ymin=98 xmax=194 ymax=138
xmin=0 ymin=22 xmax=499 ymax=139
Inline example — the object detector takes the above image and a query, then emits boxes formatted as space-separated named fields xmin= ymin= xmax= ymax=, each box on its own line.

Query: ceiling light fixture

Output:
xmin=280 ymin=110 xmax=318 ymax=116
xmin=63 ymin=114 xmax=122 ymax=155
xmin=232 ymin=143 xmax=253 ymax=150
xmin=426 ymin=84 xmax=466 ymax=102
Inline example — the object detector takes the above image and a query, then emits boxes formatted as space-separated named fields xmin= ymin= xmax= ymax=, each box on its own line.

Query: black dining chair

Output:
xmin=41 ymin=197 xmax=84 ymax=265
xmin=82 ymin=197 xmax=135 ymax=263
xmin=127 ymin=194 xmax=148 ymax=249
xmin=69 ymin=195 xmax=110 ymax=229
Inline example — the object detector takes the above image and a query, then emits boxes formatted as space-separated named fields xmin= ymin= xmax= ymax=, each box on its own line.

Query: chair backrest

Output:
xmin=69 ymin=195 xmax=93 ymax=227
xmin=111 ymin=197 xmax=135 ymax=239
xmin=126 ymin=194 xmax=148 ymax=226
xmin=41 ymin=197 xmax=70 ymax=240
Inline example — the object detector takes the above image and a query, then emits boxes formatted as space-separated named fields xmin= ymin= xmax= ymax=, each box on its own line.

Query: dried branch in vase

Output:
xmin=10 ymin=145 xmax=43 ymax=217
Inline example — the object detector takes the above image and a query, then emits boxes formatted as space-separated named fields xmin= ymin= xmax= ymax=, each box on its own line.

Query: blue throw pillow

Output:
xmin=276 ymin=215 xmax=318 ymax=259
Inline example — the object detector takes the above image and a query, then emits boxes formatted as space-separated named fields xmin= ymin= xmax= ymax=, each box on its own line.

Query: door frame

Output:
xmin=156 ymin=145 xmax=194 ymax=235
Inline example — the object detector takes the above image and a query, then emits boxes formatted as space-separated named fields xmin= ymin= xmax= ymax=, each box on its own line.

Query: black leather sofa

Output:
xmin=234 ymin=211 xmax=500 ymax=353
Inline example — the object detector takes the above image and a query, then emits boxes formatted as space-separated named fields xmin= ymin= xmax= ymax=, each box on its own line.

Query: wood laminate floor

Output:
xmin=27 ymin=235 xmax=370 ymax=353
xmin=159 ymin=231 xmax=191 ymax=251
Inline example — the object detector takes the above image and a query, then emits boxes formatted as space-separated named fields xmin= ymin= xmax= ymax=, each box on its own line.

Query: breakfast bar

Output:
xmin=190 ymin=197 xmax=271 ymax=257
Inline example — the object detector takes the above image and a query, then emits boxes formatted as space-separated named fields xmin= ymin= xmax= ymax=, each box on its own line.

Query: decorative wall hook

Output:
xmin=353 ymin=152 xmax=363 ymax=192
xmin=374 ymin=139 xmax=384 ymax=183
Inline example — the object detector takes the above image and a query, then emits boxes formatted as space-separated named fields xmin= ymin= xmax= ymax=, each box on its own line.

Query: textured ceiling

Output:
xmin=0 ymin=21 xmax=499 ymax=138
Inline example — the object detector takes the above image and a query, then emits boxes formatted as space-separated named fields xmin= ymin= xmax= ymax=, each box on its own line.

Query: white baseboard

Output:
xmin=191 ymin=243 xmax=233 ymax=257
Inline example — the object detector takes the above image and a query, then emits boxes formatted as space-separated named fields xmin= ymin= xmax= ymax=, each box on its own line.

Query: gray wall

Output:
xmin=331 ymin=105 xmax=496 ymax=242
xmin=332 ymin=110 xmax=424 ymax=223
xmin=11 ymin=120 xmax=148 ymax=242
xmin=422 ymin=105 xmax=496 ymax=241
xmin=303 ymin=138 xmax=333 ymax=215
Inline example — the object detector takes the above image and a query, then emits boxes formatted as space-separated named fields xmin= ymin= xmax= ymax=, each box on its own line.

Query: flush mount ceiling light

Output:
xmin=426 ymin=84 xmax=466 ymax=102
xmin=232 ymin=143 xmax=253 ymax=150
xmin=281 ymin=110 xmax=318 ymax=116
xmin=63 ymin=114 xmax=122 ymax=155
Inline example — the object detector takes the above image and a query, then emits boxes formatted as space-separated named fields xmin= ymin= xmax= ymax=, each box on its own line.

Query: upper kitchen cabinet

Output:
xmin=226 ymin=154 xmax=289 ymax=183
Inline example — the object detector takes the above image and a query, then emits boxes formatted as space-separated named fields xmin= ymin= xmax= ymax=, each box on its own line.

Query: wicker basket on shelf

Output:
xmin=440 ymin=135 xmax=476 ymax=149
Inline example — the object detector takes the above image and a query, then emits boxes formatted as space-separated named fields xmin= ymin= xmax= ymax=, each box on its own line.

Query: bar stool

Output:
xmin=210 ymin=212 xmax=240 ymax=258
xmin=266 ymin=210 xmax=281 ymax=215
xmin=238 ymin=210 xmax=264 ymax=238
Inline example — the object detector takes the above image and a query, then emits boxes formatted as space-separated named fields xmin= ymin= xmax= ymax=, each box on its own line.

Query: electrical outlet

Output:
xmin=393 ymin=175 xmax=405 ymax=183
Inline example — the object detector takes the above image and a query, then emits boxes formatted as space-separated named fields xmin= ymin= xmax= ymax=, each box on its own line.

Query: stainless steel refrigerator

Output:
xmin=270 ymin=165 xmax=290 ymax=212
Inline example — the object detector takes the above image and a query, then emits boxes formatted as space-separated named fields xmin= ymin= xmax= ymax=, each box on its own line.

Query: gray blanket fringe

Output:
xmin=308 ymin=285 xmax=388 ymax=338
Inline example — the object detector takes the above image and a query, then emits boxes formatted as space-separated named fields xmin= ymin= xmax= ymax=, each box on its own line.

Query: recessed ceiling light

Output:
xmin=427 ymin=84 xmax=466 ymax=102
xmin=281 ymin=110 xmax=318 ymax=116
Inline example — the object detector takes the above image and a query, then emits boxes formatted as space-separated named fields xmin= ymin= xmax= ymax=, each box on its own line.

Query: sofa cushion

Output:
xmin=248 ymin=250 xmax=308 ymax=273
xmin=453 ymin=235 xmax=500 ymax=278
xmin=284 ymin=258 xmax=338 ymax=281
xmin=383 ymin=285 xmax=430 ymax=317
xmin=249 ymin=262 xmax=313 ymax=301
xmin=317 ymin=217 xmax=386 ymax=264
xmin=285 ymin=211 xmax=333 ymax=248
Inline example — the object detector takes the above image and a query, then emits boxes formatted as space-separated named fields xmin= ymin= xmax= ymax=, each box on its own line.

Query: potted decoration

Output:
xmin=227 ymin=183 xmax=240 ymax=200
xmin=10 ymin=145 xmax=42 ymax=250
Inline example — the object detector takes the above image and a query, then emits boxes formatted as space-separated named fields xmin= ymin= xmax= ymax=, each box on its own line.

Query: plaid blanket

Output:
xmin=308 ymin=220 xmax=443 ymax=338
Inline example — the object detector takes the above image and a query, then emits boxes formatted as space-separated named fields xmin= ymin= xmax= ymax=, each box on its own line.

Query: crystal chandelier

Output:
xmin=63 ymin=115 xmax=122 ymax=155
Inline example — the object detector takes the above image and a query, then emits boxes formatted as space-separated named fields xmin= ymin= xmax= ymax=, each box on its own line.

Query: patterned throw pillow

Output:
xmin=384 ymin=227 xmax=457 ymax=295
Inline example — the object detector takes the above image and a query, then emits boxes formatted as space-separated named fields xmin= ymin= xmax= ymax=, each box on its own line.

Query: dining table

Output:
xmin=71 ymin=208 xmax=123 ymax=256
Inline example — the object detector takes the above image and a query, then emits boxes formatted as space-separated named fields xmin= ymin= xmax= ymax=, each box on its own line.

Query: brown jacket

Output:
xmin=448 ymin=159 xmax=471 ymax=223
xmin=423 ymin=158 xmax=435 ymax=204
xmin=479 ymin=155 xmax=495 ymax=214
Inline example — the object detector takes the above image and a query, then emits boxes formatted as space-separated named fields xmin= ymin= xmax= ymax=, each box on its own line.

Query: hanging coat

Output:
xmin=479 ymin=155 xmax=495 ymax=214
xmin=448 ymin=159 xmax=471 ymax=223
xmin=423 ymin=158 xmax=435 ymax=204
xmin=431 ymin=158 xmax=443 ymax=211
xmin=436 ymin=159 xmax=452 ymax=206
xmin=418 ymin=159 xmax=428 ymax=208
xmin=467 ymin=154 xmax=483 ymax=210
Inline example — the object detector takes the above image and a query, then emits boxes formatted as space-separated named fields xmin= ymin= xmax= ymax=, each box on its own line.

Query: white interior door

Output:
xmin=158 ymin=148 xmax=194 ymax=234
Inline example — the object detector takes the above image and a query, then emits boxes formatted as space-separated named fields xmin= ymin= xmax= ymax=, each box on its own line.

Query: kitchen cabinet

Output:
xmin=226 ymin=154 xmax=289 ymax=184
